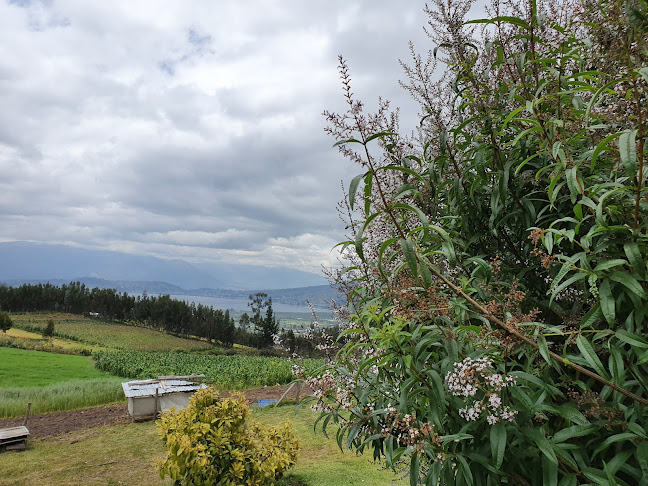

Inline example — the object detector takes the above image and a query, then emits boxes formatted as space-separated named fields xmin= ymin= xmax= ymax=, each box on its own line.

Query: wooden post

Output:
xmin=275 ymin=383 xmax=296 ymax=407
xmin=154 ymin=389 xmax=159 ymax=418
xmin=23 ymin=403 xmax=31 ymax=427
xmin=295 ymin=383 xmax=303 ymax=404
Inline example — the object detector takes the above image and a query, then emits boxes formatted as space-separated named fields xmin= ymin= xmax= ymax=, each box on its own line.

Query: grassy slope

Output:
xmin=0 ymin=405 xmax=406 ymax=486
xmin=0 ymin=347 xmax=126 ymax=417
xmin=11 ymin=313 xmax=211 ymax=352
xmin=0 ymin=348 xmax=115 ymax=387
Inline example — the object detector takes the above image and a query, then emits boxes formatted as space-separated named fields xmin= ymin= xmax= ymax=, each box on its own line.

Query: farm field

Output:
xmin=11 ymin=313 xmax=211 ymax=352
xmin=93 ymin=350 xmax=323 ymax=389
xmin=0 ymin=404 xmax=406 ymax=486
xmin=0 ymin=347 xmax=117 ymax=387
xmin=0 ymin=326 xmax=95 ymax=354
xmin=1 ymin=313 xmax=322 ymax=416
xmin=0 ymin=347 xmax=125 ymax=417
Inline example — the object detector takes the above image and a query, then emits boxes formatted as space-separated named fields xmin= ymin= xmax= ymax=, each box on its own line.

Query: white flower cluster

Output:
xmin=446 ymin=356 xmax=518 ymax=425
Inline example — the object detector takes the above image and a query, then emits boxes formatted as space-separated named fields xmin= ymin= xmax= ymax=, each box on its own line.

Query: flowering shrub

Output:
xmin=310 ymin=0 xmax=648 ymax=484
xmin=157 ymin=387 xmax=298 ymax=485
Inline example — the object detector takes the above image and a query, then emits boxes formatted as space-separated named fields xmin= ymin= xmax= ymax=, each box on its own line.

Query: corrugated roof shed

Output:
xmin=122 ymin=378 xmax=206 ymax=398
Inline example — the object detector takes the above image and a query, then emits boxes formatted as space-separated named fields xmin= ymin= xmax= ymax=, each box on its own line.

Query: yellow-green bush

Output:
xmin=157 ymin=387 xmax=298 ymax=485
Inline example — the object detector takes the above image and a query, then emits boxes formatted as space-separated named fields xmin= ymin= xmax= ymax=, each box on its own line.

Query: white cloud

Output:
xmin=0 ymin=0 xmax=460 ymax=276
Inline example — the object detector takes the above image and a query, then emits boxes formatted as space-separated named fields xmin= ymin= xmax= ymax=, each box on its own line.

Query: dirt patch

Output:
xmin=0 ymin=385 xmax=305 ymax=439
xmin=0 ymin=404 xmax=130 ymax=439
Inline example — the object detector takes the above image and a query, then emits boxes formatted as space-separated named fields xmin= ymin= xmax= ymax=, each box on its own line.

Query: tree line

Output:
xmin=0 ymin=281 xmax=279 ymax=348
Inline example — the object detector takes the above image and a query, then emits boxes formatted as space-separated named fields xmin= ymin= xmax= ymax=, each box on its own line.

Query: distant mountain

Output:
xmin=0 ymin=241 xmax=328 ymax=290
xmin=0 ymin=277 xmax=186 ymax=295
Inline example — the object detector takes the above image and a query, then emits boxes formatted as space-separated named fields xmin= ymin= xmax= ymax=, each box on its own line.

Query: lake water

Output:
xmin=165 ymin=294 xmax=331 ymax=316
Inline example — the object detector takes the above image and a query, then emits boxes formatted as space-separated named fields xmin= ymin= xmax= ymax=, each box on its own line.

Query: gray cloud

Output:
xmin=0 ymin=0 xmax=483 ymax=275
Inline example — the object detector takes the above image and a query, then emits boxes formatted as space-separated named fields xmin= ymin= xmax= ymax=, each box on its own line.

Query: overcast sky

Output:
xmin=0 ymin=0 xmax=484 ymax=276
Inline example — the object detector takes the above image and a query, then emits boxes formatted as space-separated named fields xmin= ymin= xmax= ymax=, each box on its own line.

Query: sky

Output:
xmin=0 ymin=0 xmax=483 ymax=276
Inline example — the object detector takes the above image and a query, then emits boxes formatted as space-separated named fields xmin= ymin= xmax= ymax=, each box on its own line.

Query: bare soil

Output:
xmin=0 ymin=385 xmax=299 ymax=439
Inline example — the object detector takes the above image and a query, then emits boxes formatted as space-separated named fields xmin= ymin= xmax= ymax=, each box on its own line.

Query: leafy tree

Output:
xmin=42 ymin=319 xmax=55 ymax=337
xmin=312 ymin=0 xmax=648 ymax=484
xmin=239 ymin=312 xmax=251 ymax=332
xmin=249 ymin=293 xmax=279 ymax=348
xmin=0 ymin=311 xmax=12 ymax=333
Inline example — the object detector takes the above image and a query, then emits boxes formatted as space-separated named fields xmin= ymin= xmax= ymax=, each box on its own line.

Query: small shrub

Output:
xmin=42 ymin=319 xmax=55 ymax=338
xmin=0 ymin=312 xmax=12 ymax=333
xmin=157 ymin=387 xmax=298 ymax=485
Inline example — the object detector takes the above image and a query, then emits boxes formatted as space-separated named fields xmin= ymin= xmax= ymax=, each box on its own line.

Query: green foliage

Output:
xmin=42 ymin=319 xmax=55 ymax=337
xmin=0 ymin=311 xmax=12 ymax=333
xmin=157 ymin=387 xmax=299 ymax=485
xmin=249 ymin=293 xmax=280 ymax=348
xmin=93 ymin=350 xmax=323 ymax=389
xmin=318 ymin=1 xmax=648 ymax=484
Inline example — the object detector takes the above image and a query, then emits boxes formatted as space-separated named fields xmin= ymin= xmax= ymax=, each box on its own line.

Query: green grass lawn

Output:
xmin=0 ymin=404 xmax=406 ymax=486
xmin=0 ymin=347 xmax=115 ymax=387
xmin=0 ymin=347 xmax=125 ymax=417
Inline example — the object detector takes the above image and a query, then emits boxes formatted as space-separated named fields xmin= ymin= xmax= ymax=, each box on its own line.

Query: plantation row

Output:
xmin=11 ymin=314 xmax=210 ymax=352
xmin=93 ymin=351 xmax=323 ymax=389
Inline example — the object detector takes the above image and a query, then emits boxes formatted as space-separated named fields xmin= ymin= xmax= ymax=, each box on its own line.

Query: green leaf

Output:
xmin=599 ymin=280 xmax=615 ymax=325
xmin=615 ymin=329 xmax=648 ymax=349
xmin=538 ymin=336 xmax=552 ymax=365
xmin=465 ymin=15 xmax=531 ymax=29
xmin=565 ymin=168 xmax=582 ymax=203
xmin=553 ymin=424 xmax=599 ymax=443
xmin=363 ymin=171 xmax=373 ymax=216
xmin=393 ymin=203 xmax=430 ymax=241
xmin=593 ymin=259 xmax=627 ymax=273
xmin=542 ymin=453 xmax=558 ymax=486
xmin=456 ymin=455 xmax=474 ymax=486
xmin=400 ymin=238 xmax=418 ymax=280
xmin=425 ymin=461 xmax=441 ymax=486
xmin=333 ymin=137 xmax=361 ymax=147
xmin=590 ymin=131 xmax=622 ymax=170
xmin=392 ymin=184 xmax=420 ymax=202
xmin=348 ymin=173 xmax=366 ymax=211
xmin=593 ymin=432 xmax=639 ymax=457
xmin=365 ymin=131 xmax=399 ymax=143
xmin=379 ymin=165 xmax=426 ymax=184
xmin=576 ymin=334 xmax=608 ymax=378
xmin=619 ymin=129 xmax=638 ymax=175
xmin=609 ymin=271 xmax=646 ymax=298
xmin=490 ymin=422 xmax=506 ymax=469
xmin=550 ymin=272 xmax=587 ymax=303
xmin=555 ymin=405 xmax=589 ymax=425
xmin=355 ymin=225 xmax=366 ymax=262
xmin=580 ymin=303 xmax=603 ymax=329
xmin=624 ymin=243 xmax=646 ymax=279
xmin=440 ymin=433 xmax=473 ymax=443
xmin=420 ymin=263 xmax=433 ymax=289
xmin=410 ymin=452 xmax=419 ymax=486
xmin=525 ymin=428 xmax=558 ymax=464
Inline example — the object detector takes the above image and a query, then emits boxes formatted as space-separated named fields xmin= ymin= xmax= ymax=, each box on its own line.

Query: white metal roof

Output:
xmin=122 ymin=379 xmax=206 ymax=398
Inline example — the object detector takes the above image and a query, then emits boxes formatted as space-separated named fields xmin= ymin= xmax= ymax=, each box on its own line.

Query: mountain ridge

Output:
xmin=0 ymin=241 xmax=328 ymax=290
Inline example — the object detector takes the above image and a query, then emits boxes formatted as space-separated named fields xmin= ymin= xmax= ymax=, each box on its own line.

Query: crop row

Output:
xmin=93 ymin=351 xmax=323 ymax=389
xmin=12 ymin=314 xmax=209 ymax=352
